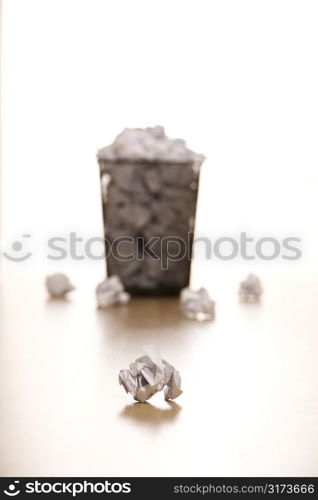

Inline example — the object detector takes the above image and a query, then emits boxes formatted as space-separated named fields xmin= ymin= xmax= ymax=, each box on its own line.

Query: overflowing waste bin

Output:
xmin=97 ymin=126 xmax=205 ymax=295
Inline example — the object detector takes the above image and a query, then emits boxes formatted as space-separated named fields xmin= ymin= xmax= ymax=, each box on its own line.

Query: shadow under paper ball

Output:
xmin=119 ymin=401 xmax=182 ymax=427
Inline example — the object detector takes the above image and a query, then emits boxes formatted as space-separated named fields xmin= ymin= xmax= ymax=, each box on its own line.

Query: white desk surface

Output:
xmin=0 ymin=265 xmax=317 ymax=476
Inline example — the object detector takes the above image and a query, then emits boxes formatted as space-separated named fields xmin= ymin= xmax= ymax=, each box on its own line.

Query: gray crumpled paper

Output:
xmin=98 ymin=125 xmax=205 ymax=164
xmin=119 ymin=345 xmax=182 ymax=403
xmin=239 ymin=274 xmax=262 ymax=302
xmin=46 ymin=273 xmax=75 ymax=298
xmin=180 ymin=286 xmax=215 ymax=321
xmin=96 ymin=275 xmax=130 ymax=308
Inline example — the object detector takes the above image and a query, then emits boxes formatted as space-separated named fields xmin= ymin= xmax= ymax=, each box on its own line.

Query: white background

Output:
xmin=1 ymin=0 xmax=318 ymax=271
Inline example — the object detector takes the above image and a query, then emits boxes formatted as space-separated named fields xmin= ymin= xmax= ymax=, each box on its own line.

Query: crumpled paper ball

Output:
xmin=239 ymin=274 xmax=262 ymax=302
xmin=46 ymin=273 xmax=75 ymax=298
xmin=119 ymin=345 xmax=182 ymax=403
xmin=96 ymin=275 xmax=130 ymax=308
xmin=180 ymin=286 xmax=215 ymax=321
